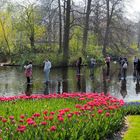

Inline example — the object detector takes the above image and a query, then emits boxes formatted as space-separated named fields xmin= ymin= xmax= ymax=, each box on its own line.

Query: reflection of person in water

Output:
xmin=102 ymin=68 xmax=107 ymax=94
xmin=90 ymin=57 xmax=96 ymax=76
xmin=76 ymin=57 xmax=82 ymax=75
xmin=106 ymin=66 xmax=110 ymax=76
xmin=25 ymin=84 xmax=33 ymax=96
xmin=76 ymin=75 xmax=81 ymax=91
xmin=57 ymin=81 xmax=61 ymax=94
xmin=133 ymin=68 xmax=137 ymax=82
xmin=43 ymin=83 xmax=49 ymax=95
xmin=120 ymin=79 xmax=127 ymax=98
xmin=136 ymin=79 xmax=140 ymax=94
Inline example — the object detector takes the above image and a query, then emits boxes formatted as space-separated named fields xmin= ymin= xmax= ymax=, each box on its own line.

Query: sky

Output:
xmin=11 ymin=0 xmax=140 ymax=22
xmin=126 ymin=0 xmax=140 ymax=21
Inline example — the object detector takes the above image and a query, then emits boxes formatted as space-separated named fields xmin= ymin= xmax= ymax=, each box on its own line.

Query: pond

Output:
xmin=0 ymin=62 xmax=139 ymax=102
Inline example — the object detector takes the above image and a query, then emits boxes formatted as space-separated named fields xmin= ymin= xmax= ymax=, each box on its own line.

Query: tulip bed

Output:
xmin=0 ymin=93 xmax=125 ymax=140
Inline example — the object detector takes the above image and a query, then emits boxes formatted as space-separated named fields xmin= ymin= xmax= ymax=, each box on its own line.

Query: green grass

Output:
xmin=0 ymin=98 xmax=81 ymax=118
xmin=123 ymin=116 xmax=140 ymax=140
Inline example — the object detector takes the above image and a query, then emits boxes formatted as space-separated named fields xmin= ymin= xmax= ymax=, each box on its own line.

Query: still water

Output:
xmin=0 ymin=63 xmax=139 ymax=102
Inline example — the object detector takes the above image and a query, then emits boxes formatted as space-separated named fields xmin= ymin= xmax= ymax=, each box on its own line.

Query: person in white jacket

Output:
xmin=44 ymin=59 xmax=52 ymax=83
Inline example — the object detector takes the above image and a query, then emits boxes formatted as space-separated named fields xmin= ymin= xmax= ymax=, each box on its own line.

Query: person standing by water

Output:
xmin=44 ymin=59 xmax=52 ymax=84
xmin=24 ymin=61 xmax=32 ymax=84
xmin=76 ymin=57 xmax=82 ymax=75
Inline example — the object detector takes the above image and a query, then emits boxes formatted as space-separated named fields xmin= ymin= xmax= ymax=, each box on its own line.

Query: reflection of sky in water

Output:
xmin=0 ymin=63 xmax=140 ymax=102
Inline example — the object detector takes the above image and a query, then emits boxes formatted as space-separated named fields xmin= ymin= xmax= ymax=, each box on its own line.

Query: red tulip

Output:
xmin=50 ymin=126 xmax=57 ymax=131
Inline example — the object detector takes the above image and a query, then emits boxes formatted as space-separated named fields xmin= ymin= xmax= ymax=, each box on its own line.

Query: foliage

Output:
xmin=69 ymin=27 xmax=82 ymax=53
xmin=130 ymin=43 xmax=138 ymax=52
xmin=0 ymin=93 xmax=125 ymax=140
xmin=123 ymin=102 xmax=140 ymax=115
xmin=0 ymin=12 xmax=16 ymax=54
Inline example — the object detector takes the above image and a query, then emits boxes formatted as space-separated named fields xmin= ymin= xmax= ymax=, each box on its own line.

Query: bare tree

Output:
xmin=58 ymin=0 xmax=62 ymax=52
xmin=63 ymin=0 xmax=71 ymax=66
xmin=82 ymin=0 xmax=92 ymax=56
xmin=102 ymin=0 xmax=124 ymax=56
xmin=137 ymin=20 xmax=140 ymax=48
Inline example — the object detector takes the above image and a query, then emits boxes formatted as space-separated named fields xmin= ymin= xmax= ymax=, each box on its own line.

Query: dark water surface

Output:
xmin=0 ymin=62 xmax=139 ymax=102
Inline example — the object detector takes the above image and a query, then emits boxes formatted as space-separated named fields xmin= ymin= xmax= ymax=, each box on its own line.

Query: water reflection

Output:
xmin=136 ymin=79 xmax=140 ymax=94
xmin=102 ymin=67 xmax=110 ymax=94
xmin=57 ymin=80 xmax=62 ymax=94
xmin=43 ymin=82 xmax=49 ymax=95
xmin=25 ymin=84 xmax=33 ymax=96
xmin=120 ymin=79 xmax=127 ymax=98
xmin=76 ymin=75 xmax=81 ymax=91
xmin=62 ymin=68 xmax=68 ymax=93
xmin=133 ymin=69 xmax=137 ymax=82
xmin=1 ymin=63 xmax=140 ymax=101
xmin=81 ymin=70 xmax=86 ymax=93
xmin=106 ymin=67 xmax=110 ymax=76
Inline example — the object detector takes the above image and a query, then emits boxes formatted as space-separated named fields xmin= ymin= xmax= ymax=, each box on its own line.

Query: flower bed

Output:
xmin=123 ymin=102 xmax=140 ymax=115
xmin=0 ymin=93 xmax=125 ymax=140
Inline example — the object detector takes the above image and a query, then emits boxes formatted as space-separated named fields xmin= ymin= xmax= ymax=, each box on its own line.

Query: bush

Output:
xmin=123 ymin=102 xmax=140 ymax=115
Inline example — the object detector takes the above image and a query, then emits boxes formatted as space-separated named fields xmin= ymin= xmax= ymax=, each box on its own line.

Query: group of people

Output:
xmin=24 ymin=55 xmax=140 ymax=85
xmin=24 ymin=59 xmax=52 ymax=84
xmin=76 ymin=55 xmax=111 ymax=76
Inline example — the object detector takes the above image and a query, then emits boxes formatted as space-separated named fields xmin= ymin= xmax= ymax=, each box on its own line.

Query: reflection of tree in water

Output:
xmin=90 ymin=74 xmax=96 ymax=92
xmin=44 ymin=81 xmax=62 ymax=95
xmin=62 ymin=68 xmax=68 ymax=93
xmin=120 ymin=79 xmax=127 ymax=98
xmin=136 ymin=80 xmax=140 ymax=94
xmin=50 ymin=81 xmax=57 ymax=93
xmin=81 ymin=68 xmax=86 ymax=93
xmin=57 ymin=81 xmax=62 ymax=94
xmin=25 ymin=84 xmax=33 ymax=96
xmin=102 ymin=67 xmax=110 ymax=95
xmin=76 ymin=75 xmax=81 ymax=91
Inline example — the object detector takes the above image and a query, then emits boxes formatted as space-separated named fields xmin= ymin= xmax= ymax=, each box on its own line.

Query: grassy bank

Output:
xmin=123 ymin=116 xmax=140 ymax=140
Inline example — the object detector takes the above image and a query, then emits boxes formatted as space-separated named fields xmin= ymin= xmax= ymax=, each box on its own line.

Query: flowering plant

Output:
xmin=0 ymin=92 xmax=125 ymax=140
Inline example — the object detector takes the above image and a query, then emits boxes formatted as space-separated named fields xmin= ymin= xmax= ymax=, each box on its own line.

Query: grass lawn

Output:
xmin=123 ymin=115 xmax=140 ymax=140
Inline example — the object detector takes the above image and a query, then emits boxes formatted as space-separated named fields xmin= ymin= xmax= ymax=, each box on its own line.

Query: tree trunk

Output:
xmin=30 ymin=33 xmax=34 ymax=49
xmin=94 ymin=1 xmax=102 ymax=45
xmin=30 ymin=27 xmax=35 ymax=53
xmin=58 ymin=0 xmax=62 ymax=53
xmin=103 ymin=0 xmax=109 ymax=57
xmin=82 ymin=0 xmax=92 ymax=56
xmin=63 ymin=0 xmax=71 ymax=66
